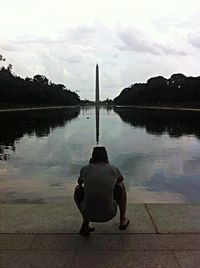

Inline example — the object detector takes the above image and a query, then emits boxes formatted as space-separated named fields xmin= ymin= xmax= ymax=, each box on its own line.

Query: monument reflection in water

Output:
xmin=95 ymin=106 xmax=100 ymax=144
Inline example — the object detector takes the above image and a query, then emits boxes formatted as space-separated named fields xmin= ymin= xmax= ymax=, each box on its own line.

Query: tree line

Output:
xmin=114 ymin=74 xmax=200 ymax=107
xmin=114 ymin=107 xmax=200 ymax=139
xmin=0 ymin=55 xmax=80 ymax=106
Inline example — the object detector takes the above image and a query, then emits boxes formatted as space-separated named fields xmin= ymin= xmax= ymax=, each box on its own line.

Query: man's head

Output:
xmin=90 ymin=146 xmax=109 ymax=163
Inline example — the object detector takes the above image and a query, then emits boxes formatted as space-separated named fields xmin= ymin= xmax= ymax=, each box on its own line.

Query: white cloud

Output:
xmin=1 ymin=0 xmax=200 ymax=100
xmin=117 ymin=26 xmax=187 ymax=55
xmin=188 ymin=32 xmax=200 ymax=49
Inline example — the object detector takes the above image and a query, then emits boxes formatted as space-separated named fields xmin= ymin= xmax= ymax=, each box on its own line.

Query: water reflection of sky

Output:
xmin=1 ymin=107 xmax=200 ymax=203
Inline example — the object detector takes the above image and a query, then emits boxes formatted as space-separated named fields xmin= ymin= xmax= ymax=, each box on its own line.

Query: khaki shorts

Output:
xmin=74 ymin=184 xmax=122 ymax=207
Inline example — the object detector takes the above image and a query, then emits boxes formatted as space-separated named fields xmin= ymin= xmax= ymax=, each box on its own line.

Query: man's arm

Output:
xmin=78 ymin=176 xmax=83 ymax=186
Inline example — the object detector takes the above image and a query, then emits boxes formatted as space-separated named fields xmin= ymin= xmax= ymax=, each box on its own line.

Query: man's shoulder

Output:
xmin=108 ymin=163 xmax=117 ymax=168
xmin=81 ymin=163 xmax=120 ymax=172
xmin=108 ymin=164 xmax=121 ymax=176
xmin=108 ymin=163 xmax=120 ymax=171
xmin=80 ymin=164 xmax=93 ymax=172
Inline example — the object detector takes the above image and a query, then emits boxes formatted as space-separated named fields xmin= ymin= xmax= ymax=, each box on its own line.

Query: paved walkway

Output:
xmin=0 ymin=105 xmax=78 ymax=113
xmin=1 ymin=203 xmax=200 ymax=267
xmin=115 ymin=105 xmax=200 ymax=112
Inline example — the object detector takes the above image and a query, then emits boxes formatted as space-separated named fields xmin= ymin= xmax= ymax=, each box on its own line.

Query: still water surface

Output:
xmin=1 ymin=106 xmax=200 ymax=203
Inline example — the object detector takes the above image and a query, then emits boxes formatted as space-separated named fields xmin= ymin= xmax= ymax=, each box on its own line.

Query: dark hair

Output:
xmin=89 ymin=146 xmax=109 ymax=163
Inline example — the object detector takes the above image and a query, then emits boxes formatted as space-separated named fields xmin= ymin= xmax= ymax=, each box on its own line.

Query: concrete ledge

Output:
xmin=0 ymin=250 xmax=181 ymax=268
xmin=1 ymin=204 xmax=200 ymax=267
xmin=146 ymin=204 xmax=200 ymax=233
xmin=0 ymin=234 xmax=35 ymax=250
xmin=2 ymin=203 xmax=200 ymax=234
xmin=0 ymin=251 xmax=76 ymax=268
xmin=2 ymin=233 xmax=198 ymax=268
xmin=0 ymin=204 xmax=155 ymax=233
xmin=1 ymin=233 xmax=200 ymax=251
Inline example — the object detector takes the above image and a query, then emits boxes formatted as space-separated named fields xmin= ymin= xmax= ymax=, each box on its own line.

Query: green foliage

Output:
xmin=114 ymin=74 xmax=200 ymax=106
xmin=0 ymin=58 xmax=80 ymax=106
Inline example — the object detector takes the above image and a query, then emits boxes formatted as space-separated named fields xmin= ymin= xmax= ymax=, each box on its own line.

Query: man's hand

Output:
xmin=78 ymin=176 xmax=83 ymax=186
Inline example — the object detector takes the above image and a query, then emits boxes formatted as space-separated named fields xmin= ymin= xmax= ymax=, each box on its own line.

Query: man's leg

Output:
xmin=74 ymin=185 xmax=84 ymax=212
xmin=74 ymin=185 xmax=89 ymax=224
xmin=74 ymin=185 xmax=94 ymax=234
xmin=114 ymin=182 xmax=129 ymax=228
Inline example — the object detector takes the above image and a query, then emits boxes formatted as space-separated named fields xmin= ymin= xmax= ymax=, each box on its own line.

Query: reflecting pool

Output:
xmin=1 ymin=106 xmax=200 ymax=203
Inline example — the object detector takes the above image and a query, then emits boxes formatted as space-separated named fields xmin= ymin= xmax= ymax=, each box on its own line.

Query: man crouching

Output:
xmin=74 ymin=146 xmax=129 ymax=235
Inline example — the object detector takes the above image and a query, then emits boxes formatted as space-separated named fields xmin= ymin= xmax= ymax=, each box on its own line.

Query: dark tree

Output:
xmin=114 ymin=73 xmax=200 ymax=107
xmin=0 ymin=55 xmax=80 ymax=106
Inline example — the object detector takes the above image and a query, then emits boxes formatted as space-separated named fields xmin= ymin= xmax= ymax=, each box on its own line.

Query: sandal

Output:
xmin=79 ymin=226 xmax=95 ymax=236
xmin=119 ymin=220 xmax=130 ymax=230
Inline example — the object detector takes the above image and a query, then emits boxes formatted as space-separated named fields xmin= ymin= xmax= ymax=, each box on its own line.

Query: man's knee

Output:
xmin=116 ymin=181 xmax=125 ymax=190
xmin=75 ymin=184 xmax=83 ymax=191
xmin=74 ymin=185 xmax=84 ymax=205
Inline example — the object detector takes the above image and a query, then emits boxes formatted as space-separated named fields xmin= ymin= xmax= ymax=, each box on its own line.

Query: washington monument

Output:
xmin=95 ymin=64 xmax=100 ymax=103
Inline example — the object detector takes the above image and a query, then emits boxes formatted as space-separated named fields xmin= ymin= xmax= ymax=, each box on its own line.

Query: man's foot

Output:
xmin=119 ymin=219 xmax=130 ymax=230
xmin=79 ymin=225 xmax=95 ymax=236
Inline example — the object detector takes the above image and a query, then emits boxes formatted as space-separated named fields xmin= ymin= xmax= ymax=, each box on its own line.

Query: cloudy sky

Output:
xmin=1 ymin=0 xmax=200 ymax=100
